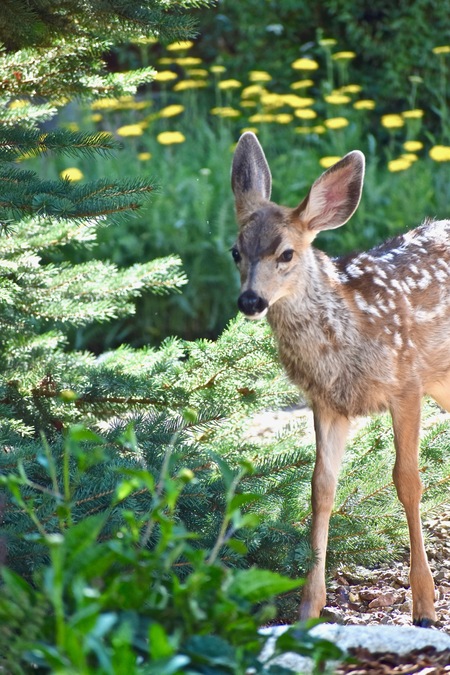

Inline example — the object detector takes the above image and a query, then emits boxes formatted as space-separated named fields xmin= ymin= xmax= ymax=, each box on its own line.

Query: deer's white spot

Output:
xmin=393 ymin=333 xmax=403 ymax=349
xmin=354 ymin=292 xmax=382 ymax=317
xmin=417 ymin=269 xmax=432 ymax=290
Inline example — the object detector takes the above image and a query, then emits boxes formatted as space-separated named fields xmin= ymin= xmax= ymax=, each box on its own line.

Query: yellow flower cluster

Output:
xmin=80 ymin=36 xmax=449 ymax=172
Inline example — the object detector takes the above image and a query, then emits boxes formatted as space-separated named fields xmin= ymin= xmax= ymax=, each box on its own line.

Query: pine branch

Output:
xmin=0 ymin=128 xmax=120 ymax=162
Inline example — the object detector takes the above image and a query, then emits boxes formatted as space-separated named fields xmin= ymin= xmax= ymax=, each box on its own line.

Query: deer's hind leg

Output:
xmin=390 ymin=388 xmax=436 ymax=626
xmin=427 ymin=370 xmax=450 ymax=412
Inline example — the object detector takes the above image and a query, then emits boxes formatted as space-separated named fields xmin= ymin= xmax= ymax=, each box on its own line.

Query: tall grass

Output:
xmin=25 ymin=36 xmax=450 ymax=348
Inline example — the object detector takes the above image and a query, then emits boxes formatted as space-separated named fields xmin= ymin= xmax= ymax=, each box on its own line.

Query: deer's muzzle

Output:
xmin=238 ymin=290 xmax=268 ymax=318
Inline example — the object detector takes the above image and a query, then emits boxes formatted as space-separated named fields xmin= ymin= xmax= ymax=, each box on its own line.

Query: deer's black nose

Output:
xmin=238 ymin=290 xmax=268 ymax=316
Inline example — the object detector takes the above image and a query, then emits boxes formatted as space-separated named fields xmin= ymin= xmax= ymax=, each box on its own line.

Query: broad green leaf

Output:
xmin=229 ymin=569 xmax=304 ymax=603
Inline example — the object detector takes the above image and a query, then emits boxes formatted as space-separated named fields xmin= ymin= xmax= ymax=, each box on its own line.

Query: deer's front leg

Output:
xmin=391 ymin=391 xmax=436 ymax=626
xmin=299 ymin=407 xmax=350 ymax=620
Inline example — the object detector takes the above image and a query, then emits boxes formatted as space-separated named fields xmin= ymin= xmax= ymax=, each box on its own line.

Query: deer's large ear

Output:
xmin=293 ymin=151 xmax=365 ymax=232
xmin=231 ymin=132 xmax=272 ymax=223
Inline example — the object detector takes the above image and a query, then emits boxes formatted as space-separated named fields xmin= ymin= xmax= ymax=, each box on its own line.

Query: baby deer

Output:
xmin=231 ymin=131 xmax=450 ymax=627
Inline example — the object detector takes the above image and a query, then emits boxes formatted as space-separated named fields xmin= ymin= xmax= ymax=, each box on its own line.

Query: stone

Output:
xmin=259 ymin=623 xmax=450 ymax=674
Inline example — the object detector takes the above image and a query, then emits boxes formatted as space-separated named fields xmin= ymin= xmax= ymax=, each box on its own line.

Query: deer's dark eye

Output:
xmin=231 ymin=247 xmax=241 ymax=263
xmin=278 ymin=249 xmax=294 ymax=263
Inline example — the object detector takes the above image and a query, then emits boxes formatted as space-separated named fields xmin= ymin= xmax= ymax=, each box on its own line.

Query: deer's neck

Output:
xmin=267 ymin=248 xmax=392 ymax=416
xmin=268 ymin=248 xmax=352 ymax=345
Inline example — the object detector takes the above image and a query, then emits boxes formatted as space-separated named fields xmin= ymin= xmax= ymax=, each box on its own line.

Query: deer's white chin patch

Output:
xmin=244 ymin=308 xmax=268 ymax=320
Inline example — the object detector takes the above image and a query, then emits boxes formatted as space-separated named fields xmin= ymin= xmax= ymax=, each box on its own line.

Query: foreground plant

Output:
xmin=0 ymin=425 xmax=342 ymax=674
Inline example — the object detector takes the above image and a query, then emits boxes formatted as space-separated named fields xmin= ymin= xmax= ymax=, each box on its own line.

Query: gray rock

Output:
xmin=260 ymin=623 xmax=450 ymax=673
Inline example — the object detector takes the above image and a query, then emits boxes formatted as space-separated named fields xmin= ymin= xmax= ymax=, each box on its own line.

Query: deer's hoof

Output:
xmin=413 ymin=616 xmax=435 ymax=628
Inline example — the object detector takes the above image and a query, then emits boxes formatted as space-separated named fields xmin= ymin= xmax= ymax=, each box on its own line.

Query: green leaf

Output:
xmin=67 ymin=424 xmax=105 ymax=444
xmin=228 ymin=493 xmax=261 ymax=512
xmin=1 ymin=567 xmax=34 ymax=597
xmin=144 ymin=655 xmax=191 ymax=675
xmin=149 ymin=622 xmax=174 ymax=660
xmin=209 ymin=452 xmax=235 ymax=490
xmin=184 ymin=634 xmax=237 ymax=669
xmin=229 ymin=569 xmax=304 ymax=603
xmin=274 ymin=624 xmax=343 ymax=662
xmin=225 ymin=538 xmax=248 ymax=555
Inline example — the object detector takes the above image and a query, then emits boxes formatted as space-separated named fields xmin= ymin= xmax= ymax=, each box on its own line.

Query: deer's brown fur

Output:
xmin=231 ymin=131 xmax=449 ymax=626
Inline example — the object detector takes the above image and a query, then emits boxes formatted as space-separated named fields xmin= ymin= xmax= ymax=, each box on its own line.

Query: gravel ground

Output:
xmin=324 ymin=509 xmax=450 ymax=633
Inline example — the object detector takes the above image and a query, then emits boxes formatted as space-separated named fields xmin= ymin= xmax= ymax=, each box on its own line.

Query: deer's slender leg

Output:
xmin=427 ymin=372 xmax=450 ymax=412
xmin=390 ymin=390 xmax=436 ymax=626
xmin=299 ymin=408 xmax=350 ymax=620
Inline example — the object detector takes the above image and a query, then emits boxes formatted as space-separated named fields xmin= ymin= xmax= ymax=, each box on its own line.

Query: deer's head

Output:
xmin=231 ymin=132 xmax=365 ymax=318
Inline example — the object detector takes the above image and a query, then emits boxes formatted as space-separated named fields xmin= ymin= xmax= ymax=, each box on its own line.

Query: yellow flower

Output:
xmin=248 ymin=113 xmax=276 ymax=123
xmin=319 ymin=156 xmax=341 ymax=169
xmin=274 ymin=113 xmax=293 ymax=124
xmin=154 ymin=70 xmax=178 ymax=82
xmin=187 ymin=68 xmax=208 ymax=78
xmin=381 ymin=114 xmax=404 ymax=129
xmin=324 ymin=117 xmax=349 ymax=129
xmin=65 ymin=122 xmax=80 ymax=132
xmin=239 ymin=127 xmax=259 ymax=135
xmin=291 ymin=58 xmax=319 ymax=70
xmin=429 ymin=145 xmax=450 ymax=162
xmin=432 ymin=45 xmax=450 ymax=55
xmin=312 ymin=125 xmax=326 ymax=134
xmin=353 ymin=99 xmax=376 ymax=110
xmin=210 ymin=107 xmax=241 ymax=118
xmin=138 ymin=152 xmax=152 ymax=161
xmin=318 ymin=38 xmax=337 ymax=47
xmin=60 ymin=167 xmax=83 ymax=181
xmin=210 ymin=65 xmax=226 ymax=74
xmin=324 ymin=93 xmax=351 ymax=104
xmin=291 ymin=79 xmax=314 ymax=90
xmin=388 ymin=158 xmax=412 ymax=172
xmin=241 ymin=84 xmax=266 ymax=98
xmin=282 ymin=94 xmax=315 ymax=108
xmin=116 ymin=124 xmax=144 ymax=137
xmin=340 ymin=84 xmax=362 ymax=94
xmin=167 ymin=40 xmax=194 ymax=51
xmin=294 ymin=109 xmax=317 ymax=119
xmin=249 ymin=70 xmax=272 ymax=82
xmin=134 ymin=36 xmax=157 ymax=46
xmin=403 ymin=140 xmax=423 ymax=152
xmin=157 ymin=131 xmax=186 ymax=145
xmin=332 ymin=51 xmax=356 ymax=60
xmin=8 ymin=99 xmax=29 ymax=109
xmin=173 ymin=80 xmax=207 ymax=91
xmin=240 ymin=100 xmax=257 ymax=108
xmin=402 ymin=109 xmax=424 ymax=119
xmin=400 ymin=153 xmax=418 ymax=162
xmin=91 ymin=113 xmax=102 ymax=122
xmin=175 ymin=57 xmax=203 ymax=66
xmin=260 ymin=93 xmax=285 ymax=109
xmin=218 ymin=79 xmax=242 ymax=90
xmin=91 ymin=98 xmax=119 ymax=110
xmin=159 ymin=104 xmax=185 ymax=118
